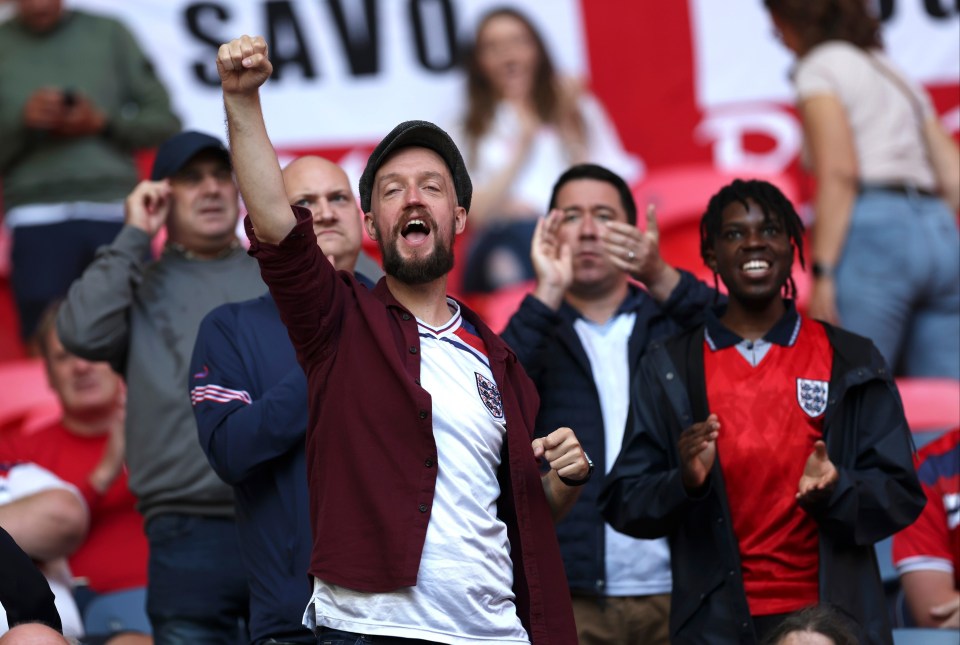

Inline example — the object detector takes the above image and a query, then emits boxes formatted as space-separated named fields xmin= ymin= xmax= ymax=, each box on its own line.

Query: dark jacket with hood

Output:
xmin=600 ymin=311 xmax=924 ymax=645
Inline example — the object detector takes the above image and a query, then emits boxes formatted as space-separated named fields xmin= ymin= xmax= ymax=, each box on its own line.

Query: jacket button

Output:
xmin=666 ymin=372 xmax=675 ymax=380
xmin=419 ymin=410 xmax=428 ymax=419
xmin=402 ymin=313 xmax=411 ymax=320
xmin=716 ymin=517 xmax=723 ymax=524
xmin=424 ymin=458 xmax=433 ymax=468
xmin=728 ymin=570 xmax=735 ymax=576
xmin=418 ymin=504 xmax=428 ymax=513
xmin=409 ymin=346 xmax=418 ymax=354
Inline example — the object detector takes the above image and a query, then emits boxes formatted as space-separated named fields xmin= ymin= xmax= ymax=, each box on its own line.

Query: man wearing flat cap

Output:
xmin=57 ymin=130 xmax=264 ymax=642
xmin=219 ymin=35 xmax=586 ymax=644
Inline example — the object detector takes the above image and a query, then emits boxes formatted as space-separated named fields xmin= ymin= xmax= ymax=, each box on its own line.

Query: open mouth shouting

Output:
xmin=400 ymin=217 xmax=432 ymax=247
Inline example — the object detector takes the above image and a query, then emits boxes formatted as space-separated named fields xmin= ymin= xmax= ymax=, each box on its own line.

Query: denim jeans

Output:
xmin=11 ymin=219 xmax=123 ymax=342
xmin=836 ymin=188 xmax=960 ymax=378
xmin=144 ymin=513 xmax=250 ymax=645
xmin=74 ymin=584 xmax=151 ymax=635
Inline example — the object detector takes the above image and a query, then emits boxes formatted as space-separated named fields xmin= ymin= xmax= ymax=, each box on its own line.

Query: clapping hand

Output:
xmin=678 ymin=414 xmax=719 ymax=493
xmin=797 ymin=440 xmax=839 ymax=506
xmin=530 ymin=209 xmax=573 ymax=310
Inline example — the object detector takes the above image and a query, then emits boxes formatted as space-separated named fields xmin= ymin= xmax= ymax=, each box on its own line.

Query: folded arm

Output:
xmin=0 ymin=488 xmax=88 ymax=562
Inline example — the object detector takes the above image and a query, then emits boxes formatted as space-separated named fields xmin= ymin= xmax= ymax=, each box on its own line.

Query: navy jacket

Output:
xmin=501 ymin=272 xmax=715 ymax=593
xmin=189 ymin=276 xmax=369 ymax=644
xmin=599 ymin=315 xmax=925 ymax=644
xmin=190 ymin=292 xmax=314 ymax=643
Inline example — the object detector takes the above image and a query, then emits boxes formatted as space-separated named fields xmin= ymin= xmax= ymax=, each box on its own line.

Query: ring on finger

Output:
xmin=627 ymin=250 xmax=636 ymax=260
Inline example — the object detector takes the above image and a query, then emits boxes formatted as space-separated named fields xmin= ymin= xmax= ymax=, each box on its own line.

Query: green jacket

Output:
xmin=0 ymin=10 xmax=180 ymax=209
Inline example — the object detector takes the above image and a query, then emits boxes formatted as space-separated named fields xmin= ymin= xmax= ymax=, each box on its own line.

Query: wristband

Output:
xmin=558 ymin=451 xmax=594 ymax=487
xmin=812 ymin=262 xmax=836 ymax=279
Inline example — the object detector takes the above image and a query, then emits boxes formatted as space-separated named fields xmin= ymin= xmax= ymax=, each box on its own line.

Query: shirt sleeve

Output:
xmin=658 ymin=270 xmax=719 ymax=330
xmin=794 ymin=45 xmax=847 ymax=100
xmin=102 ymin=18 xmax=181 ymax=148
xmin=0 ymin=462 xmax=84 ymax=506
xmin=892 ymin=477 xmax=953 ymax=575
xmin=800 ymin=343 xmax=926 ymax=546
xmin=246 ymin=206 xmax=347 ymax=369
xmin=189 ymin=306 xmax=309 ymax=485
xmin=0 ymin=88 xmax=28 ymax=174
xmin=0 ymin=525 xmax=63 ymax=631
xmin=57 ymin=225 xmax=153 ymax=372
xmin=500 ymin=295 xmax=562 ymax=382
xmin=892 ymin=434 xmax=957 ymax=577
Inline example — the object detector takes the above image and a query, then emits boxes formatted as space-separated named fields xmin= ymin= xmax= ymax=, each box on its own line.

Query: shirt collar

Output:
xmin=416 ymin=298 xmax=461 ymax=336
xmin=165 ymin=238 xmax=241 ymax=260
xmin=704 ymin=300 xmax=801 ymax=351
xmin=559 ymin=283 xmax=648 ymax=323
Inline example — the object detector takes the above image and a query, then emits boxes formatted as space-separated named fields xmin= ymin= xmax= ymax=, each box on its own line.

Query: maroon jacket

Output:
xmin=247 ymin=207 xmax=577 ymax=644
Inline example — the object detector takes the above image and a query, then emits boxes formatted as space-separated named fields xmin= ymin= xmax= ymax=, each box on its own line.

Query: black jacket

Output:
xmin=0 ymin=526 xmax=62 ymax=631
xmin=599 ymin=317 xmax=925 ymax=644
xmin=501 ymin=272 xmax=715 ymax=593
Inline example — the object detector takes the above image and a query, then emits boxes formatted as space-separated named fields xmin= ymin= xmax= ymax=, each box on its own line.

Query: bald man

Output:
xmin=281 ymin=155 xmax=382 ymax=278
xmin=0 ymin=624 xmax=70 ymax=645
xmin=188 ymin=156 xmax=374 ymax=645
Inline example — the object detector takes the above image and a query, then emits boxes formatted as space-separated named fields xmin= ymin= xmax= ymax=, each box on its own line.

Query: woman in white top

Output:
xmin=454 ymin=7 xmax=640 ymax=293
xmin=765 ymin=0 xmax=960 ymax=379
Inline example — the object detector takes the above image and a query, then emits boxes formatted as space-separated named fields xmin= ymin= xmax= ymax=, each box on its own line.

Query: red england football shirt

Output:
xmin=705 ymin=316 xmax=833 ymax=615
xmin=892 ymin=428 xmax=960 ymax=586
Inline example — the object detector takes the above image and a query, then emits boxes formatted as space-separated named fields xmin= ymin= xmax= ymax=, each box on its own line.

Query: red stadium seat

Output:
xmin=0 ymin=358 xmax=61 ymax=435
xmin=0 ymin=222 xmax=10 ymax=279
xmin=467 ymin=280 xmax=536 ymax=335
xmin=632 ymin=164 xmax=811 ymax=312
xmin=895 ymin=377 xmax=960 ymax=433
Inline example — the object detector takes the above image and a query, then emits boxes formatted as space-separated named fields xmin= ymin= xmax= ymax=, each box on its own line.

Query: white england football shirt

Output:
xmin=0 ymin=462 xmax=86 ymax=637
xmin=306 ymin=299 xmax=529 ymax=644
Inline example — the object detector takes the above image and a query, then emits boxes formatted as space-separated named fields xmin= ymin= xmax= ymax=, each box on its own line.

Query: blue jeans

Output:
xmin=11 ymin=219 xmax=123 ymax=342
xmin=836 ymin=188 xmax=960 ymax=378
xmin=145 ymin=514 xmax=250 ymax=645
xmin=74 ymin=585 xmax=151 ymax=635
xmin=316 ymin=628 xmax=442 ymax=644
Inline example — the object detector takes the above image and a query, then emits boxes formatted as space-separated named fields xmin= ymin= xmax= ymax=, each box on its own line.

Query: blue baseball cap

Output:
xmin=151 ymin=131 xmax=230 ymax=180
